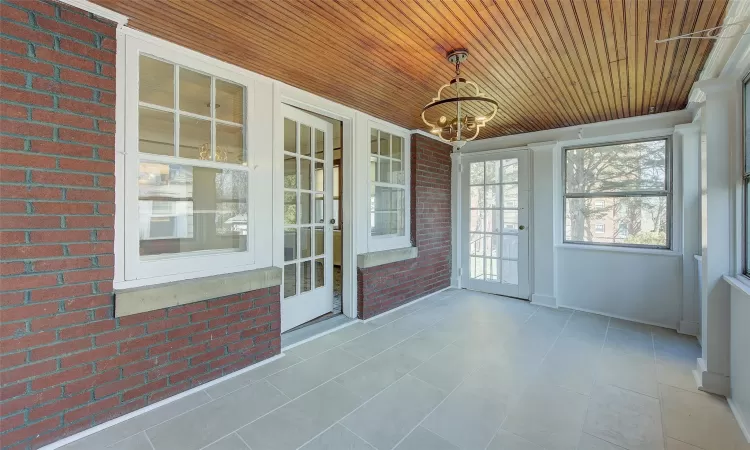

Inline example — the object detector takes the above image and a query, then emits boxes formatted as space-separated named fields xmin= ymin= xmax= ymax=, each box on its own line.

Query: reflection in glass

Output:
xmin=284 ymin=119 xmax=297 ymax=153
xmin=300 ymin=159 xmax=312 ymax=190
xmin=470 ymin=162 xmax=484 ymax=185
xmin=502 ymin=260 xmax=518 ymax=284
xmin=315 ymin=226 xmax=324 ymax=256
xmin=486 ymin=258 xmax=500 ymax=281
xmin=284 ymin=192 xmax=297 ymax=225
xmin=300 ymin=192 xmax=311 ymax=224
xmin=216 ymin=124 xmax=244 ymax=164
xmin=315 ymin=162 xmax=324 ymax=191
xmin=469 ymin=210 xmax=484 ymax=232
xmin=370 ymin=186 xmax=404 ymax=236
xmin=503 ymin=184 xmax=518 ymax=208
xmin=300 ymin=124 xmax=311 ymax=157
xmin=284 ymin=263 xmax=296 ymax=298
xmin=379 ymin=158 xmax=390 ymax=183
xmin=301 ymin=260 xmax=312 ymax=293
xmin=470 ymin=256 xmax=484 ymax=280
xmin=139 ymin=55 xmax=173 ymax=108
xmin=215 ymin=79 xmax=243 ymax=124
xmin=284 ymin=155 xmax=297 ymax=188
xmin=485 ymin=235 xmax=500 ymax=258
xmin=138 ymin=162 xmax=247 ymax=257
xmin=470 ymin=186 xmax=484 ymax=209
xmin=370 ymin=129 xmax=378 ymax=154
xmin=315 ymin=129 xmax=325 ymax=159
xmin=392 ymin=135 xmax=403 ymax=161
xmin=485 ymin=185 xmax=501 ymax=208
xmin=179 ymin=67 xmax=211 ymax=117
xmin=139 ymin=107 xmax=174 ymax=156
xmin=502 ymin=159 xmax=518 ymax=182
xmin=314 ymin=193 xmax=324 ymax=224
xmin=379 ymin=131 xmax=391 ymax=157
xmin=503 ymin=210 xmax=519 ymax=232
xmin=469 ymin=233 xmax=483 ymax=256
xmin=301 ymin=227 xmax=311 ymax=258
xmin=485 ymin=160 xmax=501 ymax=184
xmin=315 ymin=259 xmax=324 ymax=288
xmin=284 ymin=227 xmax=297 ymax=261
xmin=503 ymin=235 xmax=519 ymax=259
xmin=179 ymin=115 xmax=211 ymax=160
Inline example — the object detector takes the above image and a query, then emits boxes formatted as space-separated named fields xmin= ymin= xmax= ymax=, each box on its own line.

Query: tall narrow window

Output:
xmin=563 ymin=138 xmax=672 ymax=249
xmin=370 ymin=129 xmax=406 ymax=237
xmin=743 ymin=76 xmax=750 ymax=275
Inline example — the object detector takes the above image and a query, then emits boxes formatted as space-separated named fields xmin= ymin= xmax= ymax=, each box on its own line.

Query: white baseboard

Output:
xmin=693 ymin=357 xmax=731 ymax=397
xmin=728 ymin=397 xmax=750 ymax=444
xmin=282 ymin=318 xmax=359 ymax=351
xmin=40 ymin=352 xmax=287 ymax=450
xmin=362 ymin=286 xmax=451 ymax=323
xmin=557 ymin=303 xmax=676 ymax=330
xmin=530 ymin=294 xmax=557 ymax=308
xmin=678 ymin=320 xmax=700 ymax=337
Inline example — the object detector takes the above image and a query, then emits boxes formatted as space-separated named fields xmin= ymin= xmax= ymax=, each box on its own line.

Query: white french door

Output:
xmin=280 ymin=105 xmax=334 ymax=332
xmin=461 ymin=150 xmax=530 ymax=298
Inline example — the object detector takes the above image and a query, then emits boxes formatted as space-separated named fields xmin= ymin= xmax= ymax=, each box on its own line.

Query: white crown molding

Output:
xmin=411 ymin=128 xmax=447 ymax=143
xmin=527 ymin=141 xmax=558 ymax=152
xmin=54 ymin=0 xmax=128 ymax=26
xmin=674 ymin=122 xmax=702 ymax=136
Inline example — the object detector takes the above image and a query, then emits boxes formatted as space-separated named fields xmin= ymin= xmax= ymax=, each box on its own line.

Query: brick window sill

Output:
xmin=357 ymin=247 xmax=418 ymax=269
xmin=115 ymin=266 xmax=282 ymax=317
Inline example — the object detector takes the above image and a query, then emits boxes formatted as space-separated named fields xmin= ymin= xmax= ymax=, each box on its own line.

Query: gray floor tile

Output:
xmin=395 ymin=426 xmax=459 ymax=450
xmin=410 ymin=344 xmax=487 ymax=392
xmin=146 ymin=381 xmax=287 ymax=450
xmin=391 ymin=327 xmax=457 ymax=362
xmin=282 ymin=315 xmax=355 ymax=348
xmin=299 ymin=424 xmax=375 ymax=450
xmin=339 ymin=321 xmax=416 ymax=360
xmin=204 ymin=355 xmax=303 ymax=399
xmin=486 ymin=431 xmax=545 ymax=450
xmin=335 ymin=344 xmax=423 ymax=400
xmin=341 ymin=374 xmax=445 ymax=450
xmin=107 ymin=433 xmax=154 ymax=450
xmin=577 ymin=433 xmax=628 ymax=450
xmin=60 ymin=391 xmax=212 ymax=450
xmin=285 ymin=333 xmax=350 ymax=361
xmin=267 ymin=347 xmax=362 ymax=399
xmin=603 ymin=327 xmax=655 ymax=358
xmin=583 ymin=384 xmax=664 ymax=450
xmin=203 ymin=433 xmax=250 ymax=450
xmin=595 ymin=348 xmax=659 ymax=398
xmin=237 ymin=381 xmax=363 ymax=450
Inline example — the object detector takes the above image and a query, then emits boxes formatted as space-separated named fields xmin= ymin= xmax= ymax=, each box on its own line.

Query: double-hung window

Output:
xmin=122 ymin=38 xmax=256 ymax=283
xmin=368 ymin=124 xmax=410 ymax=251
xmin=563 ymin=137 xmax=672 ymax=249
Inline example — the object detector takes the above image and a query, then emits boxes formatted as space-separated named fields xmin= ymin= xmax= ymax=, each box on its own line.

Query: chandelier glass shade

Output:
xmin=421 ymin=49 xmax=498 ymax=149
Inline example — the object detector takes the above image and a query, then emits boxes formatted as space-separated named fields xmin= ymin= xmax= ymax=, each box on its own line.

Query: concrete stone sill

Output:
xmin=357 ymin=247 xmax=418 ymax=269
xmin=115 ymin=266 xmax=282 ymax=317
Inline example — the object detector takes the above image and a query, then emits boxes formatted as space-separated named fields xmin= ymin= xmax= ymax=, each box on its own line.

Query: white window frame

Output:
xmin=117 ymin=33 xmax=270 ymax=287
xmin=366 ymin=119 xmax=411 ymax=252
xmin=561 ymin=136 xmax=673 ymax=250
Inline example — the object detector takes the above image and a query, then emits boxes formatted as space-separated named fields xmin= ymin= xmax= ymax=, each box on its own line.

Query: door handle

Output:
xmin=519 ymin=225 xmax=526 ymax=230
xmin=329 ymin=219 xmax=335 ymax=225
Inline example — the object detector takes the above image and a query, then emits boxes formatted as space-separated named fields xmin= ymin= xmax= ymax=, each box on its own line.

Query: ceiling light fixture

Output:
xmin=422 ymin=49 xmax=498 ymax=151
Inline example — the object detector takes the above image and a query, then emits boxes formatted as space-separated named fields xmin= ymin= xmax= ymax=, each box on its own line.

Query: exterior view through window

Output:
xmin=563 ymin=138 xmax=671 ymax=248
xmin=744 ymin=75 xmax=750 ymax=275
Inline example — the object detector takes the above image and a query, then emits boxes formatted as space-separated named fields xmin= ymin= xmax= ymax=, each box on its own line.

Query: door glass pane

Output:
xmin=300 ymin=193 xmax=311 ymax=224
xmin=392 ymin=135 xmax=402 ymax=160
xmin=315 ymin=259 xmax=324 ymax=288
xmin=284 ymin=228 xmax=297 ymax=261
xmin=485 ymin=160 xmax=501 ymax=183
xmin=179 ymin=115 xmax=211 ymax=160
xmin=301 ymin=227 xmax=311 ymax=258
xmin=300 ymin=159 xmax=312 ymax=190
xmin=470 ymin=162 xmax=484 ymax=185
xmin=315 ymin=129 xmax=325 ymax=160
xmin=315 ymin=226 xmax=324 ymax=256
xmin=470 ymin=257 xmax=484 ymax=280
xmin=139 ymin=55 xmax=173 ymax=108
xmin=486 ymin=259 xmax=500 ymax=281
xmin=503 ymin=185 xmax=518 ymax=208
xmin=469 ymin=233 xmax=483 ymax=256
xmin=470 ymin=210 xmax=484 ymax=232
xmin=370 ymin=129 xmax=378 ymax=154
xmin=179 ymin=68 xmax=211 ymax=117
xmin=502 ymin=159 xmax=518 ymax=182
xmin=315 ymin=162 xmax=324 ymax=191
xmin=470 ymin=186 xmax=484 ymax=208
xmin=284 ymin=119 xmax=297 ymax=153
xmin=485 ymin=185 xmax=501 ymax=208
xmin=486 ymin=210 xmax=502 ymax=233
xmin=370 ymin=156 xmax=378 ymax=181
xmin=138 ymin=163 xmax=247 ymax=257
xmin=486 ymin=235 xmax=500 ymax=257
xmin=314 ymin=193 xmax=324 ymax=224
xmin=300 ymin=124 xmax=311 ymax=157
xmin=301 ymin=261 xmax=312 ymax=293
xmin=284 ymin=263 xmax=297 ymax=298
xmin=503 ymin=210 xmax=519 ymax=232
xmin=503 ymin=235 xmax=519 ymax=259
xmin=216 ymin=124 xmax=243 ymax=164
xmin=502 ymin=260 xmax=518 ymax=284
xmin=139 ymin=107 xmax=174 ymax=156
xmin=215 ymin=79 xmax=243 ymax=124
xmin=284 ymin=155 xmax=296 ymax=188
xmin=284 ymin=192 xmax=297 ymax=225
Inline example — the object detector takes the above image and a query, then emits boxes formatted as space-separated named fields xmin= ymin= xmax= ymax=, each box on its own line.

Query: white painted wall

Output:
xmin=728 ymin=282 xmax=750 ymax=441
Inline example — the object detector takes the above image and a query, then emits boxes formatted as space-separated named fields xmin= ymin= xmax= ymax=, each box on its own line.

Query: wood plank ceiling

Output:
xmin=94 ymin=0 xmax=728 ymax=139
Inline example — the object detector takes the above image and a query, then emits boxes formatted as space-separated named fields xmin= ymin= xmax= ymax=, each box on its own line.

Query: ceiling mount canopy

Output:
xmin=422 ymin=49 xmax=498 ymax=150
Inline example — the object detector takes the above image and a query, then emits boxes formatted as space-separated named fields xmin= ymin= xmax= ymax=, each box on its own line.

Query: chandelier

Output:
xmin=422 ymin=49 xmax=498 ymax=150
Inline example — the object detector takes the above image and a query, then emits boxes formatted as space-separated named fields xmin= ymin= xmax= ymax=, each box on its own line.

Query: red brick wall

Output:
xmin=0 ymin=2 xmax=280 ymax=448
xmin=357 ymin=134 xmax=452 ymax=319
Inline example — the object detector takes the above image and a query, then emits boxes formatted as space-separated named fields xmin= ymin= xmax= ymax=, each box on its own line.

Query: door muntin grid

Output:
xmin=468 ymin=158 xmax=520 ymax=285
xmin=283 ymin=118 xmax=327 ymax=299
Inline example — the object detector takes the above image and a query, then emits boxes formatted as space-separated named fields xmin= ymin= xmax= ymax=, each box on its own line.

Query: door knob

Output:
xmin=519 ymin=225 xmax=526 ymax=230
xmin=329 ymin=219 xmax=335 ymax=224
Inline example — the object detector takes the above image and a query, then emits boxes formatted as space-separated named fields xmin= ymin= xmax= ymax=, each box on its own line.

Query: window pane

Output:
xmin=503 ymin=235 xmax=519 ymax=259
xmin=470 ymin=210 xmax=484 ymax=232
xmin=470 ymin=186 xmax=484 ymax=208
xmin=485 ymin=160 xmax=501 ymax=184
xmin=315 ymin=129 xmax=325 ymax=160
xmin=469 ymin=233 xmax=484 ymax=256
xmin=486 ymin=210 xmax=501 ymax=233
xmin=139 ymin=55 xmax=173 ymax=108
xmin=485 ymin=235 xmax=500 ymax=257
xmin=392 ymin=135 xmax=403 ymax=160
xmin=370 ymin=156 xmax=377 ymax=181
xmin=502 ymin=260 xmax=518 ymax=284
xmin=315 ymin=162 xmax=324 ymax=191
xmin=315 ymin=226 xmax=324 ymax=256
xmin=179 ymin=115 xmax=211 ymax=160
xmin=138 ymin=162 xmax=247 ymax=257
xmin=565 ymin=196 xmax=668 ymax=246
xmin=284 ymin=119 xmax=297 ymax=153
xmin=486 ymin=258 xmax=500 ymax=281
xmin=139 ymin=107 xmax=174 ymax=156
xmin=300 ymin=192 xmax=311 ymax=224
xmin=300 ymin=124 xmax=311 ymax=157
xmin=503 ymin=185 xmax=518 ymax=208
xmin=315 ymin=259 xmax=324 ymax=288
xmin=301 ymin=260 xmax=312 ymax=293
xmin=470 ymin=162 xmax=484 ymax=185
xmin=485 ymin=185 xmax=501 ymax=208
xmin=503 ymin=211 xmax=519 ymax=232
xmin=284 ymin=263 xmax=296 ymax=298
xmin=379 ymin=158 xmax=391 ymax=183
xmin=379 ymin=131 xmax=391 ymax=157
xmin=370 ymin=129 xmax=378 ymax=155
xmin=284 ymin=192 xmax=296 ymax=225
xmin=284 ymin=228 xmax=297 ymax=260
xmin=301 ymin=227 xmax=311 ymax=258
xmin=371 ymin=186 xmax=404 ymax=236
xmin=314 ymin=193 xmax=324 ymax=224
xmin=392 ymin=161 xmax=404 ymax=185
xmin=565 ymin=140 xmax=667 ymax=193
xmin=179 ymin=68 xmax=211 ymax=117
xmin=284 ymin=155 xmax=296 ymax=189
xmin=502 ymin=159 xmax=518 ymax=183
xmin=469 ymin=256 xmax=484 ymax=280
xmin=300 ymin=159 xmax=312 ymax=190
xmin=215 ymin=79 xmax=243 ymax=124
xmin=216 ymin=124 xmax=244 ymax=164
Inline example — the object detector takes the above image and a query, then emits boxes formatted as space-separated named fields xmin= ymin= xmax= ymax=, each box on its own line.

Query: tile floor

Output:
xmin=59 ymin=289 xmax=749 ymax=450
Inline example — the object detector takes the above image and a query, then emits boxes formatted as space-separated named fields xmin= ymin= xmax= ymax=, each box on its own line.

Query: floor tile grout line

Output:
xmin=338 ymin=421 xmax=380 ymax=450
xmin=234 ymin=431 xmax=253 ymax=450
xmin=142 ymin=431 xmax=157 ymax=450
xmin=194 ymin=302 xmax=457 ymax=450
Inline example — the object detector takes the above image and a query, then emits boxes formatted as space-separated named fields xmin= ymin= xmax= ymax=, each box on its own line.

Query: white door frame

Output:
xmin=273 ymin=85 xmax=358 ymax=321
xmin=456 ymin=148 xmax=532 ymax=298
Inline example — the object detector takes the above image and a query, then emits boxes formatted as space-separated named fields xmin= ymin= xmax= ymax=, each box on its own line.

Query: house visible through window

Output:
xmin=563 ymin=137 xmax=671 ymax=248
